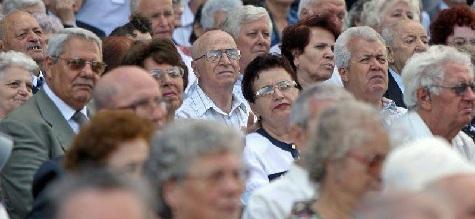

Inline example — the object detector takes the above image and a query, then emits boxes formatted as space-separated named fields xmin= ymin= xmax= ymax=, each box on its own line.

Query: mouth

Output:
xmin=218 ymin=70 xmax=235 ymax=76
xmin=368 ymin=73 xmax=385 ymax=82
xmin=163 ymin=91 xmax=177 ymax=98
xmin=252 ymin=49 xmax=268 ymax=55
xmin=273 ymin=102 xmax=291 ymax=110
xmin=74 ymin=83 xmax=94 ymax=90
xmin=321 ymin=63 xmax=335 ymax=70
xmin=27 ymin=44 xmax=42 ymax=52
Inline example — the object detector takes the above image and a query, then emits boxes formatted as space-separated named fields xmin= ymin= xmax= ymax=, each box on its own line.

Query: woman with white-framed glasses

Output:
xmin=241 ymin=54 xmax=301 ymax=204
xmin=123 ymin=38 xmax=188 ymax=121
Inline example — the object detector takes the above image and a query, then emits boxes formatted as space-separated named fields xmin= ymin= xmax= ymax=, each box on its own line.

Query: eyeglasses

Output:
xmin=118 ymin=96 xmax=168 ymax=113
xmin=430 ymin=81 xmax=475 ymax=96
xmin=193 ymin=48 xmax=241 ymax=63
xmin=448 ymin=37 xmax=475 ymax=48
xmin=150 ymin=66 xmax=184 ymax=79
xmin=255 ymin=80 xmax=298 ymax=98
xmin=54 ymin=57 xmax=107 ymax=75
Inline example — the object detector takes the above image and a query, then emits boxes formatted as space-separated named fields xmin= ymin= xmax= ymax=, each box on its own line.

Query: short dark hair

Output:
xmin=122 ymin=38 xmax=189 ymax=89
xmin=110 ymin=13 xmax=152 ymax=37
xmin=242 ymin=54 xmax=299 ymax=103
xmin=430 ymin=5 xmax=475 ymax=45
xmin=281 ymin=15 xmax=340 ymax=71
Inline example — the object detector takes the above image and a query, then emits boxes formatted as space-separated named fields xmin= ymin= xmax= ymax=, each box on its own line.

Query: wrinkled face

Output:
xmin=389 ymin=21 xmax=428 ymax=73
xmin=45 ymin=38 xmax=101 ymax=110
xmin=171 ymin=152 xmax=244 ymax=219
xmin=428 ymin=63 xmax=475 ymax=131
xmin=251 ymin=68 xmax=299 ymax=128
xmin=137 ymin=0 xmax=175 ymax=39
xmin=447 ymin=26 xmax=475 ymax=57
xmin=192 ymin=33 xmax=240 ymax=90
xmin=340 ymin=38 xmax=388 ymax=101
xmin=57 ymin=189 xmax=147 ymax=219
xmin=1 ymin=12 xmax=46 ymax=63
xmin=331 ymin=124 xmax=389 ymax=196
xmin=143 ymin=59 xmax=184 ymax=112
xmin=380 ymin=1 xmax=416 ymax=30
xmin=236 ymin=17 xmax=271 ymax=70
xmin=294 ymin=27 xmax=335 ymax=88
xmin=0 ymin=66 xmax=33 ymax=116
xmin=302 ymin=0 xmax=346 ymax=32
xmin=106 ymin=138 xmax=149 ymax=178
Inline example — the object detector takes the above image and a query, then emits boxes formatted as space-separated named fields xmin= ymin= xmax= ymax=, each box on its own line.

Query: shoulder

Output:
xmin=245 ymin=132 xmax=273 ymax=153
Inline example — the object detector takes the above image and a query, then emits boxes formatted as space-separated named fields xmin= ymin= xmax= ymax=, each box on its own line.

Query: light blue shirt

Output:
xmin=75 ymin=0 xmax=130 ymax=35
xmin=389 ymin=68 xmax=405 ymax=94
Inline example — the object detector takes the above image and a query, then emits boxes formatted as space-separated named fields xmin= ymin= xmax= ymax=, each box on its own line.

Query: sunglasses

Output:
xmin=150 ymin=66 xmax=184 ymax=79
xmin=193 ymin=48 xmax=240 ymax=63
xmin=430 ymin=82 xmax=475 ymax=96
xmin=255 ymin=80 xmax=298 ymax=98
xmin=54 ymin=57 xmax=107 ymax=75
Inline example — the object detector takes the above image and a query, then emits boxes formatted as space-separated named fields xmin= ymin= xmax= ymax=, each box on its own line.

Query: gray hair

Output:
xmin=360 ymin=0 xmax=420 ymax=30
xmin=402 ymin=45 xmax=473 ymax=110
xmin=335 ymin=26 xmax=386 ymax=69
xmin=222 ymin=5 xmax=272 ymax=39
xmin=345 ymin=0 xmax=371 ymax=28
xmin=2 ymin=0 xmax=45 ymax=15
xmin=298 ymin=0 xmax=315 ymax=18
xmin=31 ymin=13 xmax=63 ymax=35
xmin=130 ymin=0 xmax=140 ymax=13
xmin=304 ymin=100 xmax=383 ymax=183
xmin=0 ymin=50 xmax=38 ymax=75
xmin=144 ymin=119 xmax=243 ymax=214
xmin=289 ymin=84 xmax=354 ymax=127
xmin=44 ymin=169 xmax=155 ymax=219
xmin=47 ymin=28 xmax=102 ymax=58
xmin=200 ymin=0 xmax=242 ymax=30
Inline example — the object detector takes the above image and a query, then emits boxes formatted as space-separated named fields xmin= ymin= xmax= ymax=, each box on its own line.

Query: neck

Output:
xmin=417 ymin=110 xmax=459 ymax=141
xmin=199 ymin=84 xmax=234 ymax=113
xmin=357 ymin=94 xmax=383 ymax=109
xmin=314 ymin=182 xmax=357 ymax=219
xmin=265 ymin=0 xmax=290 ymax=20
xmin=262 ymin=120 xmax=292 ymax=143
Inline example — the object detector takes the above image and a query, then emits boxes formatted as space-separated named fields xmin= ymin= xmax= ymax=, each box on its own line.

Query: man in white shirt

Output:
xmin=243 ymin=85 xmax=354 ymax=218
xmin=390 ymin=45 xmax=475 ymax=161
xmin=176 ymin=30 xmax=249 ymax=130
xmin=0 ymin=28 xmax=103 ymax=219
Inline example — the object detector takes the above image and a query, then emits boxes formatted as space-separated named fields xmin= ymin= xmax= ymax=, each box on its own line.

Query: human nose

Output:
xmin=219 ymin=51 xmax=232 ymax=64
xmin=463 ymin=85 xmax=475 ymax=101
xmin=220 ymin=172 xmax=243 ymax=196
xmin=272 ymin=86 xmax=285 ymax=99
xmin=17 ymin=83 xmax=30 ymax=95
xmin=324 ymin=47 xmax=334 ymax=60
xmin=415 ymin=39 xmax=428 ymax=53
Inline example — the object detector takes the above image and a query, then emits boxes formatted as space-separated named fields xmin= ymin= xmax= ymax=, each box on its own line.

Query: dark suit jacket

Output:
xmin=0 ymin=89 xmax=75 ymax=219
xmin=384 ymin=69 xmax=406 ymax=108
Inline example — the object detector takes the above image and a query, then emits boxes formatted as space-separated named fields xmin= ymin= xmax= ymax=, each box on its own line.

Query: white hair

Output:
xmin=334 ymin=26 xmax=386 ymax=70
xmin=2 ymin=0 xmax=45 ymax=15
xmin=221 ymin=5 xmax=272 ymax=39
xmin=47 ymin=28 xmax=102 ymax=59
xmin=360 ymin=0 xmax=420 ymax=30
xmin=31 ymin=13 xmax=64 ymax=35
xmin=382 ymin=137 xmax=475 ymax=192
xmin=402 ymin=45 xmax=473 ymax=110
xmin=200 ymin=0 xmax=242 ymax=30
xmin=0 ymin=51 xmax=38 ymax=75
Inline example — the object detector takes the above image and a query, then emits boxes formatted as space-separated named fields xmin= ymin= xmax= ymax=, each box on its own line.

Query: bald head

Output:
xmin=191 ymin=30 xmax=236 ymax=59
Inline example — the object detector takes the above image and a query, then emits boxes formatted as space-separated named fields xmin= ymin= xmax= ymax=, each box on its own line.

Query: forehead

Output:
xmin=138 ymin=0 xmax=173 ymax=13
xmin=443 ymin=63 xmax=474 ymax=81
xmin=5 ymin=13 xmax=41 ymax=32
xmin=241 ymin=17 xmax=270 ymax=31
xmin=310 ymin=27 xmax=336 ymax=41
xmin=452 ymin=26 xmax=475 ymax=38
xmin=354 ymin=124 xmax=389 ymax=153
xmin=203 ymin=33 xmax=237 ymax=51
xmin=312 ymin=0 xmax=345 ymax=11
xmin=385 ymin=0 xmax=411 ymax=12
xmin=61 ymin=38 xmax=101 ymax=58
xmin=253 ymin=68 xmax=292 ymax=88
xmin=189 ymin=151 xmax=241 ymax=173
xmin=349 ymin=38 xmax=386 ymax=56
xmin=395 ymin=22 xmax=426 ymax=36
xmin=1 ymin=66 xmax=32 ymax=79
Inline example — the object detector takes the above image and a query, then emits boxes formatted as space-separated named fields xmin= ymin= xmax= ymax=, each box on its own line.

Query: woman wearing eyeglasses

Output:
xmin=241 ymin=54 xmax=301 ymax=204
xmin=123 ymin=38 xmax=188 ymax=121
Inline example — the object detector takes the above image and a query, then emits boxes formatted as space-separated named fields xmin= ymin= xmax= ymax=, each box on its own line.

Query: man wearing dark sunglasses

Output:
xmin=176 ymin=30 xmax=250 ymax=130
xmin=389 ymin=45 xmax=475 ymax=162
xmin=0 ymin=28 xmax=103 ymax=219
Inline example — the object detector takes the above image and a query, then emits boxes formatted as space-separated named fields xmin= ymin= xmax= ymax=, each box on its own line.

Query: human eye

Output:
xmin=360 ymin=57 xmax=370 ymax=63
xmin=315 ymin=43 xmax=327 ymax=50
xmin=404 ymin=36 xmax=415 ymax=44
xmin=262 ymin=31 xmax=270 ymax=38
xmin=377 ymin=56 xmax=387 ymax=64
xmin=34 ymin=28 xmax=43 ymax=35
xmin=16 ymin=32 xmax=27 ymax=39
xmin=6 ymin=81 xmax=20 ymax=88
xmin=164 ymin=10 xmax=174 ymax=17
xmin=453 ymin=38 xmax=467 ymax=47
xmin=247 ymin=32 xmax=257 ymax=38
xmin=421 ymin=37 xmax=429 ymax=45
xmin=256 ymin=86 xmax=273 ymax=97
xmin=26 ymin=82 xmax=33 ymax=92
xmin=407 ymin=12 xmax=414 ymax=20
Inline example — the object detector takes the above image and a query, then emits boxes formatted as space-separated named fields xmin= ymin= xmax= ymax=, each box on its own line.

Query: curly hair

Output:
xmin=281 ymin=15 xmax=340 ymax=71
xmin=64 ymin=110 xmax=154 ymax=171
xmin=430 ymin=5 xmax=475 ymax=45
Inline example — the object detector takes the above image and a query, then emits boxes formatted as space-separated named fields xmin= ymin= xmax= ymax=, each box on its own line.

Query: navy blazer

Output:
xmin=384 ymin=69 xmax=406 ymax=108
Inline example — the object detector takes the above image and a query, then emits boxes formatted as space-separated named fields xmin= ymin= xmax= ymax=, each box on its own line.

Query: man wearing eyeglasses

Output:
xmin=0 ymin=28 xmax=103 ymax=219
xmin=389 ymin=45 xmax=475 ymax=162
xmin=175 ymin=30 xmax=250 ymax=130
xmin=335 ymin=26 xmax=406 ymax=127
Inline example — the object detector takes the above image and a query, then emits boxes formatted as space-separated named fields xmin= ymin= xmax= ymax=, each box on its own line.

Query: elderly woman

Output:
xmin=144 ymin=120 xmax=244 ymax=219
xmin=389 ymin=45 xmax=475 ymax=161
xmin=288 ymin=101 xmax=390 ymax=219
xmin=0 ymin=51 xmax=38 ymax=119
xmin=241 ymin=54 xmax=301 ymax=204
xmin=222 ymin=5 xmax=272 ymax=73
xmin=281 ymin=15 xmax=340 ymax=88
xmin=360 ymin=0 xmax=420 ymax=32
xmin=122 ymin=38 xmax=188 ymax=119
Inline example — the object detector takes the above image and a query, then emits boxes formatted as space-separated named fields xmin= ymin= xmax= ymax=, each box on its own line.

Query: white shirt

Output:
xmin=75 ymin=0 xmax=130 ymax=35
xmin=43 ymin=83 xmax=88 ymax=134
xmin=389 ymin=111 xmax=475 ymax=162
xmin=243 ymin=164 xmax=316 ymax=219
xmin=381 ymin=97 xmax=407 ymax=128
xmin=178 ymin=49 xmax=196 ymax=95
xmin=389 ymin=68 xmax=405 ymax=94
xmin=242 ymin=130 xmax=297 ymax=205
xmin=173 ymin=0 xmax=194 ymax=47
xmin=175 ymin=83 xmax=249 ymax=130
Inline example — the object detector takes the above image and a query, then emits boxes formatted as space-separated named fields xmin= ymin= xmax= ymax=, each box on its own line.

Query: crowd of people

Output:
xmin=0 ymin=0 xmax=474 ymax=218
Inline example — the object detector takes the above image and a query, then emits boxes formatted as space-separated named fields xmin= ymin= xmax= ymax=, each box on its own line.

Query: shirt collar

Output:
xmin=389 ymin=68 xmax=405 ymax=93
xmin=192 ymin=85 xmax=248 ymax=116
xmin=43 ymin=83 xmax=87 ymax=121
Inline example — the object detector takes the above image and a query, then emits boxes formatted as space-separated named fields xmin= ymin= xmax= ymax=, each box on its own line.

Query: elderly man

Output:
xmin=390 ymin=45 xmax=475 ymax=161
xmin=335 ymin=26 xmax=406 ymax=126
xmin=243 ymin=85 xmax=354 ymax=218
xmin=131 ymin=0 xmax=175 ymax=40
xmin=298 ymin=0 xmax=346 ymax=31
xmin=0 ymin=28 xmax=103 ymax=219
xmin=93 ymin=66 xmax=169 ymax=129
xmin=144 ymin=120 xmax=244 ymax=219
xmin=2 ymin=0 xmax=46 ymax=15
xmin=382 ymin=20 xmax=429 ymax=108
xmin=175 ymin=30 xmax=250 ymax=130
xmin=200 ymin=0 xmax=242 ymax=31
